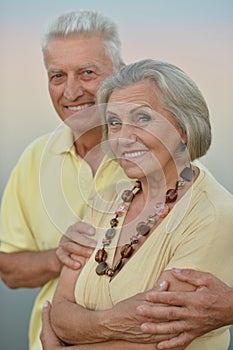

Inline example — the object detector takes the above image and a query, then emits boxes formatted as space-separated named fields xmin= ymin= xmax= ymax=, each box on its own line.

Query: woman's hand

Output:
xmin=56 ymin=221 xmax=97 ymax=269
xmin=40 ymin=301 xmax=65 ymax=350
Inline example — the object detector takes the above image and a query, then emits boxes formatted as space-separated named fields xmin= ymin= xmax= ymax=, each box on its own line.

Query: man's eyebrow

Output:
xmin=48 ymin=68 xmax=63 ymax=74
xmin=48 ymin=63 xmax=99 ymax=74
xmin=79 ymin=63 xmax=99 ymax=70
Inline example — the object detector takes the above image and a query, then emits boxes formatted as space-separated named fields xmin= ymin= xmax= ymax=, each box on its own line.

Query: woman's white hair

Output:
xmin=41 ymin=10 xmax=124 ymax=72
xmin=97 ymin=59 xmax=211 ymax=161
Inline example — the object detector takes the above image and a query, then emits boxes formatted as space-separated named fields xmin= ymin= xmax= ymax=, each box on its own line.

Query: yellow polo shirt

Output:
xmin=0 ymin=124 xmax=129 ymax=350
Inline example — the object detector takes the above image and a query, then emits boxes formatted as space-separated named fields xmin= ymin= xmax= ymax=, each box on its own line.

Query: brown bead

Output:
xmin=110 ymin=217 xmax=119 ymax=227
xmin=121 ymin=190 xmax=134 ymax=202
xmin=106 ymin=268 xmax=114 ymax=277
xmin=113 ymin=258 xmax=123 ymax=272
xmin=120 ymin=244 xmax=134 ymax=258
xmin=95 ymin=248 xmax=107 ymax=263
xmin=96 ymin=262 xmax=108 ymax=275
xmin=134 ymin=180 xmax=141 ymax=189
xmin=136 ymin=221 xmax=151 ymax=236
xmin=166 ymin=188 xmax=178 ymax=203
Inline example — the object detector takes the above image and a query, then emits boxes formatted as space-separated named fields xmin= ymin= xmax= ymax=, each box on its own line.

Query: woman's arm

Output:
xmin=51 ymin=261 xmax=189 ymax=349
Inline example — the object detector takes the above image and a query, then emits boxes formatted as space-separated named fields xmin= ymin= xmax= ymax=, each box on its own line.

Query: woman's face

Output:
xmin=106 ymin=80 xmax=185 ymax=180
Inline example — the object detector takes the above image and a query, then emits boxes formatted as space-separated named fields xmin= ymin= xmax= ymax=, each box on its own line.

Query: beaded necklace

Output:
xmin=95 ymin=166 xmax=193 ymax=278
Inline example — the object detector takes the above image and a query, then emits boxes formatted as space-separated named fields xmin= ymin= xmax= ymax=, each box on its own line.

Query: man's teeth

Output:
xmin=123 ymin=150 xmax=147 ymax=158
xmin=68 ymin=103 xmax=93 ymax=111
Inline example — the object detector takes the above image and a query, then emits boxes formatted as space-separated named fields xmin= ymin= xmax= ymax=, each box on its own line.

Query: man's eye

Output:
xmin=80 ymin=70 xmax=97 ymax=80
xmin=84 ymin=70 xmax=94 ymax=75
xmin=54 ymin=73 xmax=63 ymax=78
xmin=49 ymin=73 xmax=64 ymax=84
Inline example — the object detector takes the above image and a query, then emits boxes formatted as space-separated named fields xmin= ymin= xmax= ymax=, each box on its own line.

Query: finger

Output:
xmin=65 ymin=230 xmax=97 ymax=248
xmin=56 ymin=246 xmax=82 ymax=269
xmin=60 ymin=239 xmax=94 ymax=257
xmin=40 ymin=301 xmax=52 ymax=342
xmin=156 ymin=280 xmax=169 ymax=291
xmin=137 ymin=304 xmax=187 ymax=321
xmin=70 ymin=221 xmax=95 ymax=236
xmin=145 ymin=290 xmax=189 ymax=306
xmin=141 ymin=320 xmax=191 ymax=335
xmin=171 ymin=268 xmax=213 ymax=287
xmin=157 ymin=332 xmax=193 ymax=349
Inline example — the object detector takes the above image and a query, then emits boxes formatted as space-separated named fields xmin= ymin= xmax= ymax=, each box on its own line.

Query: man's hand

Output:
xmin=137 ymin=269 xmax=233 ymax=349
xmin=56 ymin=221 xmax=97 ymax=270
xmin=103 ymin=281 xmax=178 ymax=344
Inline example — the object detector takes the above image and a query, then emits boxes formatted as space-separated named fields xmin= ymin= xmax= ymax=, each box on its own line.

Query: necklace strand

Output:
xmin=95 ymin=167 xmax=193 ymax=278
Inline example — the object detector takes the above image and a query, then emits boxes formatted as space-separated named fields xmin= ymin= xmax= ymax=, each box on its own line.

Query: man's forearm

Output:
xmin=0 ymin=250 xmax=61 ymax=288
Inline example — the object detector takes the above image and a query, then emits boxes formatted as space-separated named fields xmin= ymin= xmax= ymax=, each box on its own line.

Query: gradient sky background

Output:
xmin=1 ymin=0 xmax=233 ymax=195
xmin=0 ymin=1 xmax=233 ymax=349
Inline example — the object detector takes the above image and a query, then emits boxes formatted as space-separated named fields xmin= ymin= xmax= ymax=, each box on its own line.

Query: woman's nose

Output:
xmin=119 ymin=123 xmax=137 ymax=142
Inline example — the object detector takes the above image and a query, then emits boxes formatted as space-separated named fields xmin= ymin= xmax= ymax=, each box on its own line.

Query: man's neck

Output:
xmin=73 ymin=126 xmax=105 ymax=175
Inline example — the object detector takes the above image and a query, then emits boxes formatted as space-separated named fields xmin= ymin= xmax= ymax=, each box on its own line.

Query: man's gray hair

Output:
xmin=41 ymin=10 xmax=124 ymax=72
xmin=98 ymin=59 xmax=212 ymax=161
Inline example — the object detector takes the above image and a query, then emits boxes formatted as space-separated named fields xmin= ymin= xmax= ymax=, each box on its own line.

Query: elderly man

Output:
xmin=0 ymin=10 xmax=127 ymax=350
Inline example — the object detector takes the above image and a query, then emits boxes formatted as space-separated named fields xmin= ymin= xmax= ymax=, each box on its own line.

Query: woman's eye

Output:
xmin=107 ymin=117 xmax=122 ymax=128
xmin=137 ymin=114 xmax=151 ymax=123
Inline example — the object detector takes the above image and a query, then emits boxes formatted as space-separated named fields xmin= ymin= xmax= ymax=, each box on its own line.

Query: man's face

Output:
xmin=44 ymin=35 xmax=114 ymax=131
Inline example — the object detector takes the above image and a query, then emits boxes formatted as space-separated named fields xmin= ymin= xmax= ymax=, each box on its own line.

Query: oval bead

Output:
xmin=121 ymin=190 xmax=134 ymax=202
xmin=95 ymin=248 xmax=107 ymax=263
xmin=136 ymin=222 xmax=151 ymax=236
xmin=96 ymin=262 xmax=108 ymax=275
xmin=166 ymin=188 xmax=178 ymax=203
xmin=105 ymin=228 xmax=116 ymax=239
xmin=120 ymin=244 xmax=134 ymax=258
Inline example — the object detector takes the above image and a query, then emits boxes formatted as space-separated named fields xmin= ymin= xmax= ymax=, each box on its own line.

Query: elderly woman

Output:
xmin=48 ymin=59 xmax=233 ymax=350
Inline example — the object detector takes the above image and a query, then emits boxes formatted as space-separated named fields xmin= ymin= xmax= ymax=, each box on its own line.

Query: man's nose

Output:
xmin=63 ymin=76 xmax=84 ymax=101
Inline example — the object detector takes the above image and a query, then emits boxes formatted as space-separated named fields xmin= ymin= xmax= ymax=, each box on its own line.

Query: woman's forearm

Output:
xmin=51 ymin=292 xmax=179 ymax=346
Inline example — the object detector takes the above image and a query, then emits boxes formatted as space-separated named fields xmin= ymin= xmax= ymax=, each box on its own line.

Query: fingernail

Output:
xmin=136 ymin=305 xmax=145 ymax=314
xmin=159 ymin=280 xmax=167 ymax=287
xmin=87 ymin=248 xmax=94 ymax=256
xmin=141 ymin=323 xmax=149 ymax=331
xmin=88 ymin=227 xmax=95 ymax=235
xmin=43 ymin=300 xmax=49 ymax=308
xmin=74 ymin=261 xmax=81 ymax=268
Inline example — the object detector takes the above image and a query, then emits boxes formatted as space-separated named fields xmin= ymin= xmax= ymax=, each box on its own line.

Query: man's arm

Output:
xmin=137 ymin=269 xmax=233 ymax=349
xmin=0 ymin=250 xmax=61 ymax=288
